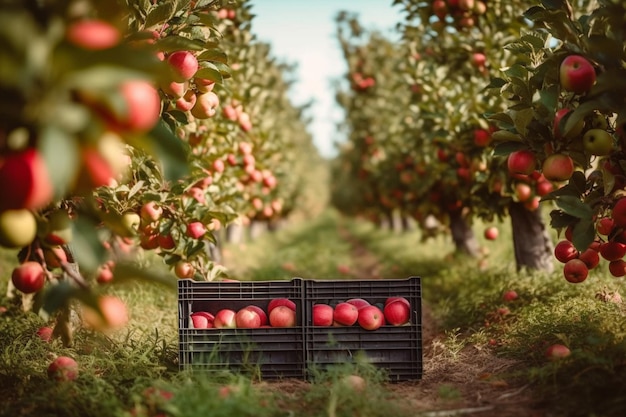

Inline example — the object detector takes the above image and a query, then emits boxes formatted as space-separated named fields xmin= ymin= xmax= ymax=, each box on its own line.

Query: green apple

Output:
xmin=583 ymin=129 xmax=614 ymax=156
xmin=0 ymin=209 xmax=37 ymax=248
xmin=44 ymin=209 xmax=73 ymax=246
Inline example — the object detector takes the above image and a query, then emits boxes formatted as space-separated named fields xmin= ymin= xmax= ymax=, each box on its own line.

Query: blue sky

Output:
xmin=249 ymin=1 xmax=404 ymax=158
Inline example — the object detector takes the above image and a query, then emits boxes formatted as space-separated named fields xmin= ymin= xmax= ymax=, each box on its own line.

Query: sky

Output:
xmin=249 ymin=1 xmax=405 ymax=158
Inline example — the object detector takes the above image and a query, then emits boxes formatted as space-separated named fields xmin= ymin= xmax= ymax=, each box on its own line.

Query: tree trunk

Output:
xmin=448 ymin=209 xmax=481 ymax=257
xmin=509 ymin=202 xmax=555 ymax=272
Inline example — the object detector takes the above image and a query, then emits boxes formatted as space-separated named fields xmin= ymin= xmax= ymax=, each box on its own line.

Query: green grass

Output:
xmin=1 ymin=208 xmax=626 ymax=416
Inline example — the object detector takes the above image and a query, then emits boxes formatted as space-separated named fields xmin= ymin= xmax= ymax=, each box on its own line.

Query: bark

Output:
xmin=509 ymin=202 xmax=555 ymax=272
xmin=448 ymin=210 xmax=481 ymax=257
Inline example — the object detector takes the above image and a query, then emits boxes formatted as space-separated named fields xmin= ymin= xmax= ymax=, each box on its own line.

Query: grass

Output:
xmin=0 ymin=208 xmax=625 ymax=416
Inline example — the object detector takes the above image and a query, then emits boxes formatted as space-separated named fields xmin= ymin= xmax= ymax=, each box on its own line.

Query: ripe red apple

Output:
xmin=108 ymin=80 xmax=161 ymax=132
xmin=385 ymin=297 xmax=411 ymax=309
xmin=191 ymin=91 xmax=219 ymax=119
xmin=269 ymin=305 xmax=296 ymax=327
xmin=559 ymin=55 xmax=596 ymax=94
xmin=191 ymin=312 xmax=213 ymax=329
xmin=535 ymin=180 xmax=554 ymax=197
xmin=596 ymin=217 xmax=615 ymax=236
xmin=542 ymin=153 xmax=574 ymax=182
xmin=47 ymin=356 xmax=79 ymax=381
xmin=599 ymin=241 xmax=626 ymax=261
xmin=167 ymin=50 xmax=199 ymax=82
xmin=582 ymin=129 xmax=614 ymax=156
xmin=268 ymin=298 xmax=296 ymax=313
xmin=36 ymin=326 xmax=53 ymax=342
xmin=0 ymin=148 xmax=54 ymax=211
xmin=384 ymin=300 xmax=410 ymax=326
xmin=174 ymin=261 xmax=194 ymax=279
xmin=612 ymin=198 xmax=626 ymax=228
xmin=514 ymin=182 xmax=533 ymax=202
xmin=432 ymin=0 xmax=448 ymax=19
xmin=65 ymin=19 xmax=120 ymax=50
xmin=158 ymin=233 xmax=176 ymax=250
xmin=579 ymin=248 xmax=600 ymax=270
xmin=473 ymin=128 xmax=490 ymax=146
xmin=245 ymin=305 xmax=268 ymax=326
xmin=175 ymin=89 xmax=198 ymax=112
xmin=238 ymin=112 xmax=253 ymax=132
xmin=312 ymin=303 xmax=334 ymax=326
xmin=545 ymin=343 xmax=571 ymax=361
xmin=186 ymin=221 xmax=207 ymax=239
xmin=160 ymin=80 xmax=187 ymax=98
xmin=214 ymin=309 xmax=237 ymax=328
xmin=11 ymin=261 xmax=45 ymax=294
xmin=554 ymin=240 xmax=579 ymax=263
xmin=195 ymin=77 xmax=215 ymax=93
xmin=333 ymin=302 xmax=359 ymax=326
xmin=235 ymin=307 xmax=262 ymax=329
xmin=608 ymin=259 xmax=626 ymax=277
xmin=96 ymin=263 xmax=114 ymax=284
xmin=502 ymin=290 xmax=518 ymax=302
xmin=357 ymin=305 xmax=385 ymax=330
xmin=563 ymin=258 xmax=588 ymax=283
xmin=484 ymin=226 xmax=498 ymax=240
xmin=0 ymin=209 xmax=37 ymax=248
xmin=507 ymin=150 xmax=536 ymax=175
xmin=140 ymin=201 xmax=163 ymax=223
xmin=82 ymin=295 xmax=129 ymax=331
xmin=346 ymin=298 xmax=371 ymax=310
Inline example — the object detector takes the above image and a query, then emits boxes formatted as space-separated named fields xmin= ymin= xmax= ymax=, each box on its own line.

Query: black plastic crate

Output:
xmin=178 ymin=278 xmax=305 ymax=379
xmin=303 ymin=277 xmax=422 ymax=382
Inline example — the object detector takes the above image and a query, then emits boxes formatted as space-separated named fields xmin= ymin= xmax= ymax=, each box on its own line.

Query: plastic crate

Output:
xmin=177 ymin=278 xmax=305 ymax=379
xmin=303 ymin=277 xmax=422 ymax=382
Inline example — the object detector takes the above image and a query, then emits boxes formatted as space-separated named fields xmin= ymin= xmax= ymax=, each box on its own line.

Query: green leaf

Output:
xmin=194 ymin=66 xmax=223 ymax=84
xmin=71 ymin=217 xmax=109 ymax=274
xmin=145 ymin=2 xmax=177 ymax=28
xmin=156 ymin=35 xmax=206 ymax=53
xmin=554 ymin=195 xmax=593 ymax=220
xmin=39 ymin=126 xmax=80 ymax=200
xmin=493 ymin=141 xmax=527 ymax=156
xmin=198 ymin=48 xmax=228 ymax=64
xmin=572 ymin=218 xmax=595 ymax=252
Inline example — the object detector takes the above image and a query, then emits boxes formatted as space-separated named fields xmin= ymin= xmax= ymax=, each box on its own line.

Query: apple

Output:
xmin=191 ymin=91 xmax=220 ymax=119
xmin=473 ymin=128 xmax=490 ymax=146
xmin=43 ymin=246 xmax=68 ymax=270
xmin=553 ymin=108 xmax=584 ymax=140
xmin=65 ymin=19 xmax=120 ymax=50
xmin=195 ymin=77 xmax=215 ymax=93
xmin=245 ymin=305 xmax=268 ymax=326
xmin=560 ymin=55 xmax=596 ymax=94
xmin=140 ymin=201 xmax=163 ymax=223
xmin=312 ymin=303 xmax=334 ymax=326
xmin=599 ymin=241 xmax=626 ymax=261
xmin=167 ymin=50 xmax=199 ymax=82
xmin=106 ymin=80 xmax=161 ymax=132
xmin=333 ymin=302 xmax=359 ymax=326
xmin=346 ymin=298 xmax=370 ymax=310
xmin=470 ymin=53 xmax=486 ymax=68
xmin=514 ymin=182 xmax=533 ymax=202
xmin=235 ymin=307 xmax=262 ymax=328
xmin=44 ymin=209 xmax=73 ymax=245
xmin=358 ymin=305 xmax=385 ymax=330
xmin=96 ymin=263 xmax=114 ymax=284
xmin=191 ymin=312 xmax=213 ymax=329
xmin=186 ymin=221 xmax=206 ymax=239
xmin=0 ymin=148 xmax=54 ymax=211
xmin=174 ymin=261 xmax=194 ymax=279
xmin=268 ymin=298 xmax=296 ymax=313
xmin=160 ymin=80 xmax=187 ymax=98
xmin=385 ymin=296 xmax=411 ymax=309
xmin=563 ymin=258 xmax=588 ymax=283
xmin=474 ymin=0 xmax=487 ymax=14
xmin=535 ymin=180 xmax=554 ymax=197
xmin=432 ymin=0 xmax=448 ymax=19
xmin=269 ymin=305 xmax=296 ymax=327
xmin=337 ymin=264 xmax=351 ymax=275
xmin=82 ymin=295 xmax=129 ymax=331
xmin=502 ymin=290 xmax=518 ymax=302
xmin=0 ymin=209 xmax=37 ymax=248
xmin=579 ymin=248 xmax=600 ymax=270
xmin=222 ymin=105 xmax=238 ymax=121
xmin=582 ymin=129 xmax=614 ymax=156
xmin=11 ymin=261 xmax=45 ymax=294
xmin=175 ymin=89 xmax=197 ymax=112
xmin=596 ymin=217 xmax=614 ymax=235
xmin=37 ymin=326 xmax=53 ymax=342
xmin=612 ymin=198 xmax=626 ymax=228
xmin=214 ymin=309 xmax=237 ymax=328
xmin=158 ymin=233 xmax=176 ymax=250
xmin=542 ymin=154 xmax=574 ymax=182
xmin=458 ymin=0 xmax=475 ymax=10
xmin=484 ymin=226 xmax=498 ymax=240
xmin=238 ymin=112 xmax=253 ymax=132
xmin=608 ymin=259 xmax=626 ymax=277
xmin=384 ymin=300 xmax=410 ymax=326
xmin=545 ymin=344 xmax=571 ymax=361
xmin=340 ymin=374 xmax=366 ymax=392
xmin=47 ymin=356 xmax=79 ymax=381
xmin=554 ymin=240 xmax=579 ymax=263
xmin=507 ymin=150 xmax=536 ymax=175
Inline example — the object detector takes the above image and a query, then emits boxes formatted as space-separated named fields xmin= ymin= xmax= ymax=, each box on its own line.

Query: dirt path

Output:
xmin=336 ymin=226 xmax=542 ymax=417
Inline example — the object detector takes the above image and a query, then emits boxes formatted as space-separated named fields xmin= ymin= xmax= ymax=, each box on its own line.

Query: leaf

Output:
xmin=491 ymin=130 xmax=524 ymax=143
xmin=39 ymin=126 xmax=80 ymax=200
xmin=512 ymin=108 xmax=534 ymax=137
xmin=484 ymin=77 xmax=507 ymax=90
xmin=198 ymin=48 xmax=228 ymax=64
xmin=70 ymin=217 xmax=109 ymax=273
xmin=194 ymin=66 xmax=223 ymax=84
xmin=156 ymin=35 xmax=206 ymax=53
xmin=493 ymin=141 xmax=527 ymax=156
xmin=128 ymin=180 xmax=145 ymax=199
xmin=572 ymin=218 xmax=595 ymax=252
xmin=145 ymin=2 xmax=177 ymax=28
xmin=554 ymin=195 xmax=593 ymax=220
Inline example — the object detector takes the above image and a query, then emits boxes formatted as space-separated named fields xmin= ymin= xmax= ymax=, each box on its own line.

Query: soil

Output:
xmin=262 ymin=227 xmax=546 ymax=417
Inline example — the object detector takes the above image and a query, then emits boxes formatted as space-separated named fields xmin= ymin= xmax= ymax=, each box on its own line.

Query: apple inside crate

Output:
xmin=188 ymin=298 xmax=300 ymax=329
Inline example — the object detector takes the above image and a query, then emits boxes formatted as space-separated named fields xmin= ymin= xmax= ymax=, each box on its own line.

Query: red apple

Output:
xmin=473 ymin=128 xmax=491 ymax=146
xmin=612 ymin=198 xmax=626 ymax=228
xmin=502 ymin=290 xmax=518 ymax=302
xmin=608 ymin=259 xmax=626 ymax=277
xmin=82 ymin=295 xmax=129 ymax=331
xmin=195 ymin=77 xmax=215 ymax=93
xmin=535 ymin=180 xmax=554 ymax=197
xmin=346 ymin=298 xmax=371 ymax=309
xmin=191 ymin=312 xmax=213 ymax=329
xmin=554 ymin=240 xmax=579 ymax=263
xmin=191 ymin=91 xmax=219 ymax=119
xmin=385 ymin=297 xmax=411 ymax=309
xmin=545 ymin=343 xmax=571 ymax=361
xmin=140 ymin=201 xmax=163 ymax=223
xmin=357 ymin=305 xmax=385 ymax=330
xmin=0 ymin=209 xmax=37 ymax=248
xmin=186 ymin=221 xmax=207 ymax=239
xmin=0 ymin=148 xmax=54 ymax=211
xmin=36 ymin=326 xmax=53 ymax=342
xmin=333 ymin=302 xmax=359 ymax=326
xmin=174 ymin=261 xmax=194 ymax=279
xmin=11 ymin=261 xmax=45 ymax=294
xmin=484 ymin=226 xmax=498 ymax=240
xmin=312 ymin=303 xmax=334 ymax=326
xmin=383 ymin=300 xmax=410 ymax=326
xmin=245 ymin=305 xmax=268 ymax=326
xmin=514 ymin=183 xmax=533 ymax=202
xmin=96 ymin=263 xmax=114 ymax=284
xmin=559 ymin=55 xmax=596 ymax=94
xmin=269 ymin=305 xmax=296 ymax=327
xmin=175 ymin=89 xmax=198 ymax=112
xmin=268 ymin=298 xmax=296 ymax=313
xmin=235 ymin=307 xmax=262 ymax=329
xmin=47 ymin=356 xmax=79 ymax=381
xmin=213 ymin=309 xmax=237 ymax=328
xmin=563 ymin=258 xmax=588 ymax=283
xmin=596 ymin=217 xmax=614 ymax=236
xmin=507 ymin=150 xmax=536 ymax=175
xmin=599 ymin=241 xmax=626 ymax=261
xmin=160 ymin=80 xmax=187 ymax=98
xmin=542 ymin=154 xmax=574 ymax=182
xmin=111 ymin=80 xmax=161 ymax=132
xmin=167 ymin=50 xmax=199 ymax=82
xmin=579 ymin=248 xmax=600 ymax=270
xmin=66 ymin=19 xmax=120 ymax=50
